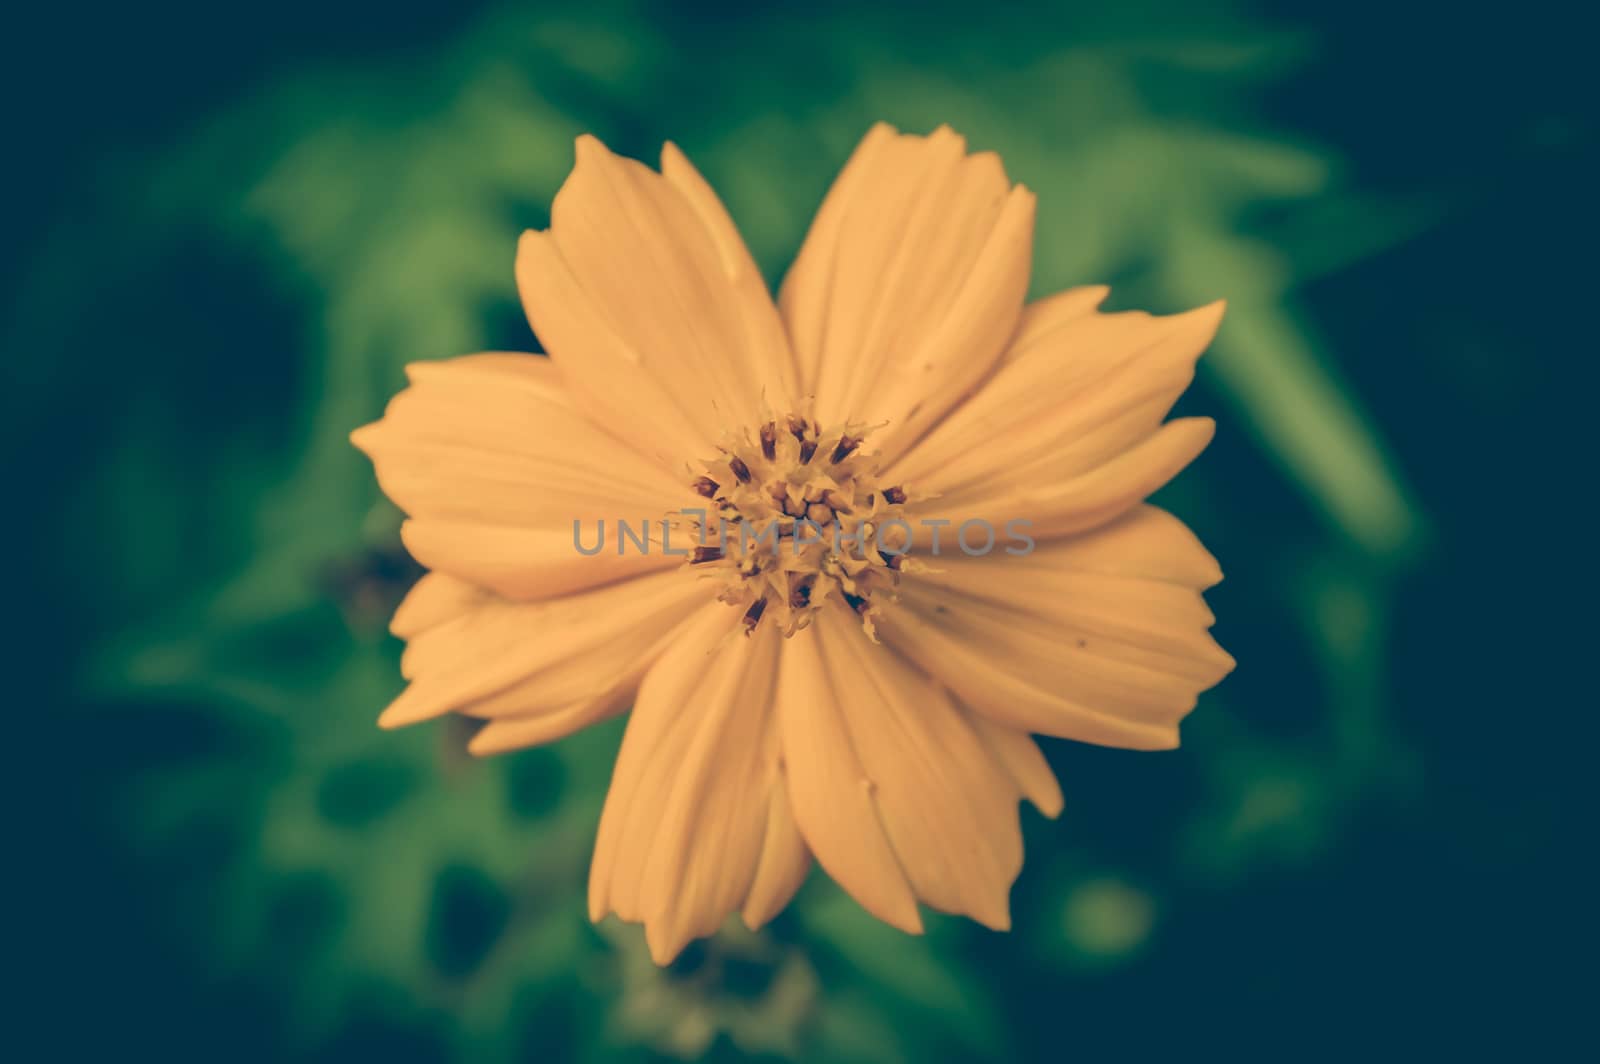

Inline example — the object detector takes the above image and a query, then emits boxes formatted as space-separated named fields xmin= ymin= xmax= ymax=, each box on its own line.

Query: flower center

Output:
xmin=679 ymin=415 xmax=913 ymax=639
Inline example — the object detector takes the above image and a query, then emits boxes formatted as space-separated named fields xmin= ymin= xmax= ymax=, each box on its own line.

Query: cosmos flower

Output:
xmin=352 ymin=123 xmax=1234 ymax=964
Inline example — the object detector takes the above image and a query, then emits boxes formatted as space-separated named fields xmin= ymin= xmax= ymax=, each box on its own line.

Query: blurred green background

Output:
xmin=11 ymin=1 xmax=1591 ymax=1060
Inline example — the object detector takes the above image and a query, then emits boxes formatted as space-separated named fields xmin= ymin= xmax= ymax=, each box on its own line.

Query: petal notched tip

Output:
xmin=1173 ymin=298 xmax=1227 ymax=356
xmin=645 ymin=921 xmax=692 ymax=967
xmin=658 ymin=139 xmax=689 ymax=172
xmin=1131 ymin=722 xmax=1184 ymax=752
xmin=975 ymin=902 xmax=1013 ymax=933
xmin=375 ymin=680 xmax=459 ymax=731
xmin=513 ymin=227 xmax=546 ymax=266
xmin=464 ymin=727 xmax=503 ymax=758
xmin=1035 ymin=792 xmax=1066 ymax=821
xmin=348 ymin=422 xmax=381 ymax=456
xmin=573 ymin=131 xmax=610 ymax=162
xmin=880 ymin=898 xmax=926 ymax=937
xmin=376 ymin=699 xmax=423 ymax=730
xmin=1175 ymin=414 xmax=1217 ymax=451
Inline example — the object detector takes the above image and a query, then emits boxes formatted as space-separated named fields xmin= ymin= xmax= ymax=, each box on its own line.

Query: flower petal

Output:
xmin=780 ymin=603 xmax=1029 ymax=932
xmin=966 ymin=713 xmax=1064 ymax=819
xmin=892 ymin=297 xmax=1224 ymax=542
xmin=352 ymin=352 xmax=689 ymax=601
xmin=994 ymin=284 xmax=1110 ymax=366
xmin=399 ymin=520 xmax=676 ymax=602
xmin=587 ymin=604 xmax=803 ymax=963
xmin=389 ymin=572 xmax=483 ymax=640
xmin=741 ymin=781 xmax=812 ymax=931
xmin=661 ymin=142 xmax=801 ymax=407
xmin=903 ymin=417 xmax=1216 ymax=547
xmin=516 ymin=136 xmax=797 ymax=464
xmin=878 ymin=506 xmax=1234 ymax=751
xmin=378 ymin=569 xmax=708 ymax=739
xmin=775 ymin=609 xmax=921 ymax=935
xmin=778 ymin=123 xmax=1035 ymax=466
xmin=466 ymin=697 xmax=632 ymax=757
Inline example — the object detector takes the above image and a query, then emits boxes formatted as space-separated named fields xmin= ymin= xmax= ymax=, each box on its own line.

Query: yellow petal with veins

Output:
xmin=782 ymin=603 xmax=1035 ymax=932
xmin=778 ymin=123 xmax=1034 ymax=467
xmin=891 ymin=297 xmax=1224 ymax=548
xmin=379 ymin=570 xmax=707 ymax=732
xmin=352 ymin=353 xmax=690 ymax=601
xmin=588 ymin=605 xmax=804 ymax=963
xmin=517 ymin=135 xmax=798 ymax=465
xmin=880 ymin=507 xmax=1233 ymax=750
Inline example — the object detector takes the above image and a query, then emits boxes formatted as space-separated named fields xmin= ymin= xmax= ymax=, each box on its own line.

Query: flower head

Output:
xmin=352 ymin=123 xmax=1233 ymax=963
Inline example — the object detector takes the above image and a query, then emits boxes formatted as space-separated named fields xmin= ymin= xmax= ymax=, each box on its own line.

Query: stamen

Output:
xmin=686 ymin=415 xmax=912 ymax=639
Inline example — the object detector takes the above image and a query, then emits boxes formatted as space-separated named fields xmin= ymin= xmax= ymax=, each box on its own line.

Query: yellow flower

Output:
xmin=351 ymin=123 xmax=1234 ymax=964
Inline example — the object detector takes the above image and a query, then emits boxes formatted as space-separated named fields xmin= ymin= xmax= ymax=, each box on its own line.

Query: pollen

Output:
xmin=675 ymin=415 xmax=916 ymax=639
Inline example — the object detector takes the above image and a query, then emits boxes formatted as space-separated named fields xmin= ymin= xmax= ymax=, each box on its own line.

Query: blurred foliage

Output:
xmin=13 ymin=0 xmax=1592 ymax=1061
